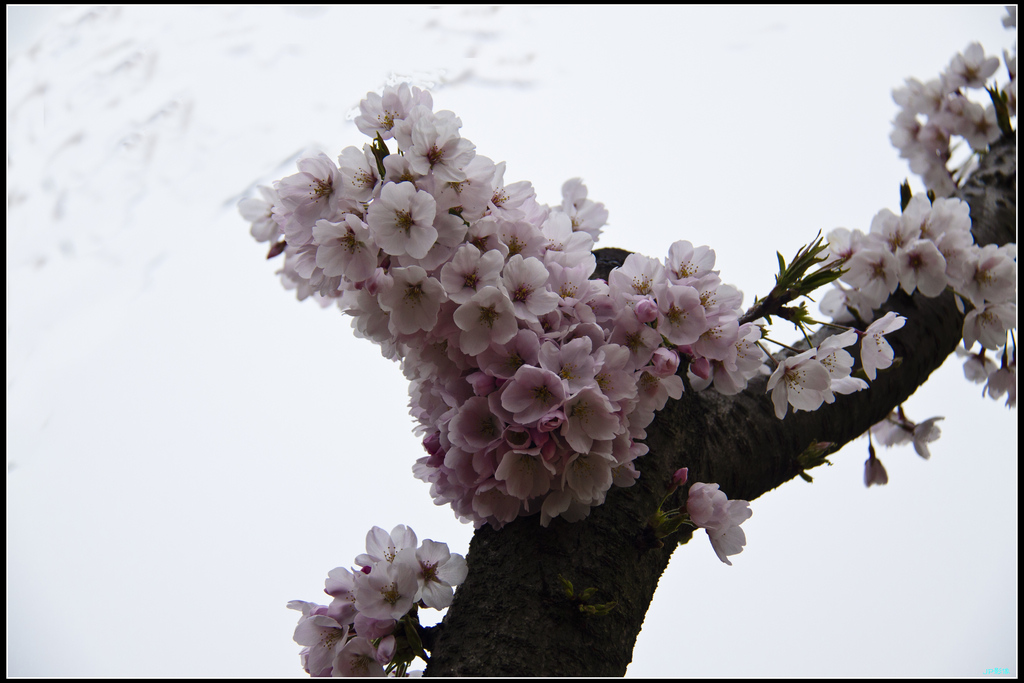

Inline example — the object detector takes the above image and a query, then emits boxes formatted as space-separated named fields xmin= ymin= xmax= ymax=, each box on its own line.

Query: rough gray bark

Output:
xmin=424 ymin=136 xmax=1015 ymax=677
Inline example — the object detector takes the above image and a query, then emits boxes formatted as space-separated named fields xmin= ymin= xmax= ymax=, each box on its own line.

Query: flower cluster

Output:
xmin=288 ymin=525 xmax=467 ymax=677
xmin=956 ymin=345 xmax=1017 ymax=407
xmin=890 ymin=32 xmax=1014 ymax=196
xmin=820 ymin=192 xmax=1016 ymax=410
xmin=241 ymin=83 xmax=763 ymax=528
xmin=861 ymin=406 xmax=944 ymax=487
xmin=871 ymin=409 xmax=944 ymax=459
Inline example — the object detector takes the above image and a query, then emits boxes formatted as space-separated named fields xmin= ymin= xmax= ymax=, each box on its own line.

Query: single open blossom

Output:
xmin=655 ymin=282 xmax=707 ymax=346
xmin=686 ymin=482 xmax=752 ymax=566
xmin=911 ymin=417 xmax=944 ymax=459
xmin=354 ymin=82 xmax=432 ymax=140
xmin=291 ymin=609 xmax=349 ymax=676
xmin=355 ymin=525 xmax=418 ymax=567
xmin=368 ymin=181 xmax=438 ymax=259
xmin=561 ymin=387 xmax=621 ymax=453
xmin=501 ymin=364 xmax=567 ymax=425
xmin=407 ymin=108 xmax=476 ymax=183
xmin=404 ymin=540 xmax=468 ymax=609
xmin=563 ymin=448 xmax=616 ymax=505
xmin=963 ymin=302 xmax=1016 ymax=350
xmin=843 ymin=247 xmax=900 ymax=308
xmin=501 ymin=254 xmax=560 ymax=322
xmin=313 ymin=215 xmax=378 ymax=282
xmin=239 ymin=184 xmax=282 ymax=243
xmin=897 ymin=239 xmax=948 ymax=297
xmin=440 ymin=244 xmax=505 ymax=304
xmin=354 ymin=558 xmax=419 ymax=620
xmin=377 ymin=266 xmax=445 ymax=336
xmin=766 ymin=349 xmax=833 ymax=419
xmin=274 ymin=152 xmax=343 ymax=245
xmin=453 ymin=286 xmax=519 ymax=355
xmin=860 ymin=312 xmax=906 ymax=380
xmin=333 ymin=637 xmax=385 ymax=677
xmin=495 ymin=449 xmax=554 ymax=499
xmin=984 ymin=356 xmax=1016 ymax=407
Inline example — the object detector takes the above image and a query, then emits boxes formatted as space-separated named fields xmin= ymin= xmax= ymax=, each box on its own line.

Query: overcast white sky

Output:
xmin=7 ymin=6 xmax=1017 ymax=677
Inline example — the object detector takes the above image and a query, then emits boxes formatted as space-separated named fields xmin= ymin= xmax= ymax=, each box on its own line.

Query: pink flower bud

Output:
xmin=673 ymin=467 xmax=689 ymax=487
xmin=651 ymin=348 xmax=680 ymax=377
xmin=422 ymin=432 xmax=442 ymax=457
xmin=635 ymin=298 xmax=659 ymax=323
xmin=536 ymin=408 xmax=566 ymax=433
xmin=364 ymin=267 xmax=391 ymax=296
xmin=690 ymin=356 xmax=711 ymax=380
xmin=864 ymin=455 xmax=889 ymax=487
xmin=467 ymin=371 xmax=496 ymax=396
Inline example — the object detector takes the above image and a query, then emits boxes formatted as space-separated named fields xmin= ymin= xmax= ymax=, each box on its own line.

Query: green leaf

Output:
xmin=557 ymin=574 xmax=574 ymax=598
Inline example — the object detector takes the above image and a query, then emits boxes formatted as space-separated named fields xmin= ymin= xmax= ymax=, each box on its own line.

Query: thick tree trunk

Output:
xmin=424 ymin=136 xmax=1015 ymax=677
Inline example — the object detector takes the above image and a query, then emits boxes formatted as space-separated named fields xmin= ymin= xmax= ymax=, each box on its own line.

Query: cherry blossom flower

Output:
xmin=354 ymin=558 xmax=419 ymax=620
xmin=312 ymin=215 xmax=378 ymax=283
xmin=655 ymin=282 xmax=707 ymax=346
xmin=377 ymin=266 xmax=445 ymax=336
xmin=367 ymin=181 xmax=438 ymax=259
xmin=864 ymin=453 xmax=889 ymax=487
xmin=609 ymin=253 xmax=666 ymax=303
xmin=498 ymin=219 xmax=546 ymax=260
xmin=501 ymin=254 xmax=560 ymax=322
xmin=440 ymin=244 xmax=505 ymax=304
xmin=274 ymin=152 xmax=343 ymax=245
xmin=843 ymin=247 xmax=900 ymax=308
xmin=449 ymin=396 xmax=505 ymax=453
xmin=495 ymin=449 xmax=554 ymax=500
xmin=666 ymin=240 xmax=717 ymax=283
xmin=407 ymin=108 xmax=476 ymax=183
xmin=984 ymin=354 xmax=1017 ymax=407
xmin=963 ymin=302 xmax=1016 ymax=350
xmin=540 ymin=211 xmax=595 ymax=268
xmin=609 ymin=309 xmax=663 ymax=371
xmin=355 ymin=525 xmax=419 ymax=567
xmin=860 ymin=312 xmax=906 ymax=380
xmin=333 ymin=637 xmax=385 ymax=677
xmin=337 ymin=144 xmax=380 ymax=202
xmin=500 ymin=365 xmax=567 ymax=425
xmin=561 ymin=387 xmax=621 ymax=453
xmin=354 ymin=82 xmax=432 ymax=140
xmin=766 ymin=349 xmax=832 ymax=419
xmin=563 ymin=447 xmax=616 ymax=506
xmin=324 ymin=567 xmax=359 ymax=625
xmin=559 ymin=177 xmax=608 ymax=241
xmin=238 ymin=184 xmax=282 ymax=243
xmin=686 ymin=482 xmax=752 ymax=566
xmin=943 ymin=42 xmax=1001 ymax=90
xmin=488 ymin=161 xmax=536 ymax=221
xmin=911 ymin=417 xmax=944 ymax=459
xmin=291 ymin=608 xmax=349 ymax=676
xmin=404 ymin=540 xmax=468 ymax=609
xmin=453 ymin=286 xmax=519 ymax=355
xmin=897 ymin=239 xmax=948 ymax=297
xmin=538 ymin=338 xmax=597 ymax=396
xmin=813 ymin=329 xmax=868 ymax=398
xmin=959 ymin=244 xmax=1017 ymax=307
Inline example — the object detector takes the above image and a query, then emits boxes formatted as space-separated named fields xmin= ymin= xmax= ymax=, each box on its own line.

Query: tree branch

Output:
xmin=424 ymin=136 xmax=1015 ymax=677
